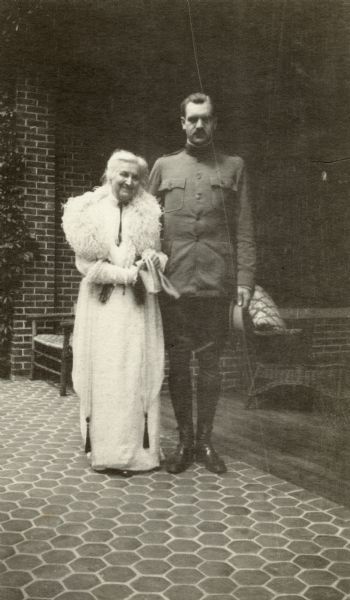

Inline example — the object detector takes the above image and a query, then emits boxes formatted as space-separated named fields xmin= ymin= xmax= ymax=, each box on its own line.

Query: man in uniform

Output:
xmin=149 ymin=92 xmax=256 ymax=474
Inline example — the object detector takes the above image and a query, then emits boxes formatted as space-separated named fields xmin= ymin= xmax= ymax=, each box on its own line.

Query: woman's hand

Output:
xmin=135 ymin=258 xmax=146 ymax=271
xmin=144 ymin=250 xmax=161 ymax=270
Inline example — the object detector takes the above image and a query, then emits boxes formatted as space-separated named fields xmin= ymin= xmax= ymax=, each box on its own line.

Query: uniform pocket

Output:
xmin=159 ymin=178 xmax=186 ymax=212
xmin=210 ymin=175 xmax=236 ymax=210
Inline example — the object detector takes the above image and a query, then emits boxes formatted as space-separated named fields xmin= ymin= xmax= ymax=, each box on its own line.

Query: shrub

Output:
xmin=0 ymin=86 xmax=38 ymax=377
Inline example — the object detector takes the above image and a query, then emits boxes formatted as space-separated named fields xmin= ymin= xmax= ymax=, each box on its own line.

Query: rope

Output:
xmin=185 ymin=1 xmax=239 ymax=284
xmin=186 ymin=0 xmax=204 ymax=92
xmin=185 ymin=0 xmax=271 ymax=474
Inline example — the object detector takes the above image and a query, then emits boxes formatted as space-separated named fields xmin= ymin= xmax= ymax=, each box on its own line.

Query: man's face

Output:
xmin=181 ymin=100 xmax=217 ymax=147
xmin=112 ymin=161 xmax=140 ymax=204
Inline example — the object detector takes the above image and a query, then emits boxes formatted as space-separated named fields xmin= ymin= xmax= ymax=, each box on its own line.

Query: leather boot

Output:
xmin=196 ymin=375 xmax=226 ymax=474
xmin=166 ymin=371 xmax=195 ymax=474
xmin=166 ymin=425 xmax=195 ymax=474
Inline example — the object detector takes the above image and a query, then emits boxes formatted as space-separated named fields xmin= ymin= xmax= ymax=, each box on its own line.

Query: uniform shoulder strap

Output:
xmin=162 ymin=148 xmax=183 ymax=157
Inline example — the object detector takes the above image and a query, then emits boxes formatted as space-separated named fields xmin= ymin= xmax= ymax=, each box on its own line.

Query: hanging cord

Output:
xmin=186 ymin=0 xmax=239 ymax=283
xmin=186 ymin=0 xmax=271 ymax=475
xmin=248 ymin=0 xmax=287 ymax=413
xmin=186 ymin=0 xmax=204 ymax=92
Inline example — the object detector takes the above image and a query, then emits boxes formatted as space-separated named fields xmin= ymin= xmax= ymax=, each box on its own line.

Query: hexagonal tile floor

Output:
xmin=1 ymin=377 xmax=350 ymax=600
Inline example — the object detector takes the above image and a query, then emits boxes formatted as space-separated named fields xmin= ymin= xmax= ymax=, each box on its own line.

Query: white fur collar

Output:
xmin=62 ymin=185 xmax=162 ymax=262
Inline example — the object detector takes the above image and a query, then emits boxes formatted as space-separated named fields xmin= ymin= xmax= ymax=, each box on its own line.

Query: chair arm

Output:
xmin=61 ymin=319 xmax=74 ymax=329
xmin=27 ymin=313 xmax=74 ymax=342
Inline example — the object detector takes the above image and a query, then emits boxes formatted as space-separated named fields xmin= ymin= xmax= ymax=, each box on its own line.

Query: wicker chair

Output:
xmin=28 ymin=313 xmax=74 ymax=396
xmin=230 ymin=304 xmax=348 ymax=408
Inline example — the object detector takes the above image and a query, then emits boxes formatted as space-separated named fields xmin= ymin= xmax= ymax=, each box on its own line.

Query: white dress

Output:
xmin=67 ymin=193 xmax=165 ymax=472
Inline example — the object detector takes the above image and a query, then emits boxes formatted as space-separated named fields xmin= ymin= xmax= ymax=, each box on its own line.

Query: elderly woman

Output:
xmin=62 ymin=150 xmax=166 ymax=474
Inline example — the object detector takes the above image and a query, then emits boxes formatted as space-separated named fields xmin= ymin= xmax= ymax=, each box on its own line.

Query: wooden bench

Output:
xmin=27 ymin=313 xmax=74 ymax=396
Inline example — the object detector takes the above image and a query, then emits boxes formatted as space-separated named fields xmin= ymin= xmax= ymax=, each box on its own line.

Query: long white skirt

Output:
xmin=72 ymin=280 xmax=164 ymax=471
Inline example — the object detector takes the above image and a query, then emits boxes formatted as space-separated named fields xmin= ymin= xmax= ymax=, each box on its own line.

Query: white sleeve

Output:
xmin=158 ymin=251 xmax=168 ymax=272
xmin=75 ymin=256 xmax=138 ymax=286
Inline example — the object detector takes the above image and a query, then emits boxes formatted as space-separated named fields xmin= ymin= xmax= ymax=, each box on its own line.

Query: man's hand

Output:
xmin=237 ymin=286 xmax=252 ymax=309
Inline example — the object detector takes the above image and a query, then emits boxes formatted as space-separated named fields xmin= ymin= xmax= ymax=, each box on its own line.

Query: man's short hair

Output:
xmin=180 ymin=93 xmax=215 ymax=118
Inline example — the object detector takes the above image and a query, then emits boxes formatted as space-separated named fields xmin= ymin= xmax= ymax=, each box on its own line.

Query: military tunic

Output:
xmin=149 ymin=145 xmax=256 ymax=297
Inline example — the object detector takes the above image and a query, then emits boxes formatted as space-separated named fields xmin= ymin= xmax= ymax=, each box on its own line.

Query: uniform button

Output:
xmin=197 ymin=172 xmax=202 ymax=179
xmin=195 ymin=193 xmax=201 ymax=199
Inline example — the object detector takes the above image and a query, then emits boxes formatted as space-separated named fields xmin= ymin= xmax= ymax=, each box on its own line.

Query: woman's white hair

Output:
xmin=103 ymin=149 xmax=149 ymax=189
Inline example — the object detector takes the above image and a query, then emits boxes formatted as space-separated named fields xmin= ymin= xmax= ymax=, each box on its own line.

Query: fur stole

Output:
xmin=62 ymin=185 xmax=162 ymax=262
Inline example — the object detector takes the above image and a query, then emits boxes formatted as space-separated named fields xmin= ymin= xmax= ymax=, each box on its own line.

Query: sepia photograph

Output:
xmin=0 ymin=0 xmax=350 ymax=598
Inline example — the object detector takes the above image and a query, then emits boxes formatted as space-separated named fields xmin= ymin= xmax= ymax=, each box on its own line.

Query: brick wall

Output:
xmin=55 ymin=126 xmax=98 ymax=311
xmin=313 ymin=319 xmax=350 ymax=363
xmin=10 ymin=78 xmax=102 ymax=374
xmin=207 ymin=309 xmax=350 ymax=397
xmin=282 ymin=308 xmax=350 ymax=367
xmin=8 ymin=77 xmax=350 ymax=387
xmin=10 ymin=76 xmax=56 ymax=374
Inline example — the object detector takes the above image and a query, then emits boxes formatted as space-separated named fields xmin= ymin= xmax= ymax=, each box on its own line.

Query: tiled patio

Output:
xmin=1 ymin=377 xmax=350 ymax=600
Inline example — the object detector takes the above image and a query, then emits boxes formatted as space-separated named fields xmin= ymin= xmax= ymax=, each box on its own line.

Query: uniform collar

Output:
xmin=185 ymin=142 xmax=213 ymax=158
